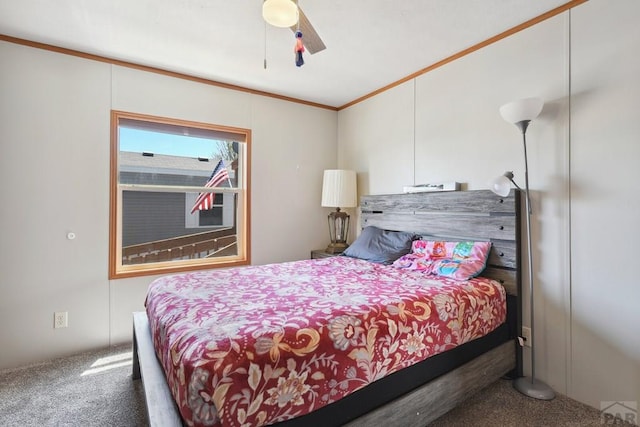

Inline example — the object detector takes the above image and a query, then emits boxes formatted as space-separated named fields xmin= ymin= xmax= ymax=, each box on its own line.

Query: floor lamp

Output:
xmin=490 ymin=97 xmax=555 ymax=400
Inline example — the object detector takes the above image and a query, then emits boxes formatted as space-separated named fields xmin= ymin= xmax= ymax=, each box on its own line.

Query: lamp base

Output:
xmin=513 ymin=376 xmax=555 ymax=400
xmin=325 ymin=242 xmax=348 ymax=254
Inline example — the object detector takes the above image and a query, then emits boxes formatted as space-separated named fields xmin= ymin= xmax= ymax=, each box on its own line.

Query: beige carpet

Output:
xmin=0 ymin=344 xmax=632 ymax=426
xmin=428 ymin=378 xmax=617 ymax=427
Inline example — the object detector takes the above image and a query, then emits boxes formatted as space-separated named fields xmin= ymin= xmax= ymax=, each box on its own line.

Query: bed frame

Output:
xmin=132 ymin=189 xmax=522 ymax=426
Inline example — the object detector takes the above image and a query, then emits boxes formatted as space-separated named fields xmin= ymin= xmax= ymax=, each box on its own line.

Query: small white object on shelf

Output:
xmin=403 ymin=182 xmax=460 ymax=193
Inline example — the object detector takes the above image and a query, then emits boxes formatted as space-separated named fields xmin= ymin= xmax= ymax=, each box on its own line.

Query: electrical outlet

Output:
xmin=521 ymin=326 xmax=531 ymax=347
xmin=54 ymin=312 xmax=68 ymax=329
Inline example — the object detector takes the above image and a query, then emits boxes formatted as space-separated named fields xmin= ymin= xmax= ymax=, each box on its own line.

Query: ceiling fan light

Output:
xmin=263 ymin=0 xmax=299 ymax=28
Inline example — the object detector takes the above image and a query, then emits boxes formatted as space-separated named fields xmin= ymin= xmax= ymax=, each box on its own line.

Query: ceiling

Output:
xmin=0 ymin=0 xmax=573 ymax=109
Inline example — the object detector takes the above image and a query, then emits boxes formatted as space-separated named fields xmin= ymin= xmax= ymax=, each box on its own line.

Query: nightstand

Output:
xmin=310 ymin=249 xmax=342 ymax=259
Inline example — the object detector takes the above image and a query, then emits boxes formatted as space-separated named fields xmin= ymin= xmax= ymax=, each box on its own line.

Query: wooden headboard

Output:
xmin=360 ymin=189 xmax=521 ymax=296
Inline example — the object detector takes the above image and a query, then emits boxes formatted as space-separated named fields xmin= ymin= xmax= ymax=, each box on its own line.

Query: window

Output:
xmin=184 ymin=193 xmax=234 ymax=228
xmin=109 ymin=111 xmax=251 ymax=279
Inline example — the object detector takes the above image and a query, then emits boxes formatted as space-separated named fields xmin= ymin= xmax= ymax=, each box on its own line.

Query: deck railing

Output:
xmin=122 ymin=228 xmax=237 ymax=265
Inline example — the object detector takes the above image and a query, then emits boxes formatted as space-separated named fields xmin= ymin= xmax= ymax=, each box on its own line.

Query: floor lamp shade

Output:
xmin=499 ymin=97 xmax=543 ymax=124
xmin=490 ymin=172 xmax=515 ymax=197
xmin=321 ymin=170 xmax=357 ymax=253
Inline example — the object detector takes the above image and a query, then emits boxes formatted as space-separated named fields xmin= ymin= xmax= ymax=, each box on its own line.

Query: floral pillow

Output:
xmin=392 ymin=240 xmax=492 ymax=280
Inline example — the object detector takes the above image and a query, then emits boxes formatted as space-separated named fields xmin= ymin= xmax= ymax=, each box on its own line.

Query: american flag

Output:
xmin=190 ymin=159 xmax=229 ymax=214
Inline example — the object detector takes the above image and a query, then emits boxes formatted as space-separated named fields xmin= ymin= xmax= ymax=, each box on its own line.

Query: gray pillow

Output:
xmin=342 ymin=226 xmax=418 ymax=264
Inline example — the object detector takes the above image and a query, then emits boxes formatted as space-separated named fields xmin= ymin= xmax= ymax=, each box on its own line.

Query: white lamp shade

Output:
xmin=322 ymin=170 xmax=357 ymax=208
xmin=499 ymin=97 xmax=544 ymax=124
xmin=262 ymin=0 xmax=299 ymax=28
xmin=489 ymin=175 xmax=512 ymax=197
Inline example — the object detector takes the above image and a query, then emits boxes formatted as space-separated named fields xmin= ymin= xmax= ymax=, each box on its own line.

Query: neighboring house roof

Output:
xmin=120 ymin=151 xmax=223 ymax=177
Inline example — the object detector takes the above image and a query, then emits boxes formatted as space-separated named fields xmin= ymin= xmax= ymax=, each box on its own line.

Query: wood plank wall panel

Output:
xmin=487 ymin=240 xmax=517 ymax=269
xmin=360 ymin=190 xmax=521 ymax=296
xmin=361 ymin=214 xmax=516 ymax=241
xmin=361 ymin=191 xmax=517 ymax=214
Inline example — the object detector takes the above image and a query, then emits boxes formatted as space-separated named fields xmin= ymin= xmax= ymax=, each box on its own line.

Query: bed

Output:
xmin=132 ymin=189 xmax=522 ymax=427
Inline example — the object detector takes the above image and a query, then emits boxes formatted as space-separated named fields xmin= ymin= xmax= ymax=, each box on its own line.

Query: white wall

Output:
xmin=0 ymin=42 xmax=337 ymax=369
xmin=569 ymin=0 xmax=640 ymax=409
xmin=338 ymin=81 xmax=415 ymax=197
xmin=338 ymin=0 xmax=639 ymax=411
xmin=0 ymin=44 xmax=113 ymax=366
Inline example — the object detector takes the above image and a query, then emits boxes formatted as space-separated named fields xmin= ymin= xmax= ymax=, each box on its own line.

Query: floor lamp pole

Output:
xmin=513 ymin=122 xmax=555 ymax=400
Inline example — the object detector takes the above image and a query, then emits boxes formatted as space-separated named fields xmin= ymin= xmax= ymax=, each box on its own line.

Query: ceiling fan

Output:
xmin=262 ymin=0 xmax=326 ymax=54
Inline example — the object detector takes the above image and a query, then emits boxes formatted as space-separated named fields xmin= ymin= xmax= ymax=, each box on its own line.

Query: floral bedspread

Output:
xmin=145 ymin=256 xmax=506 ymax=427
